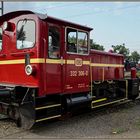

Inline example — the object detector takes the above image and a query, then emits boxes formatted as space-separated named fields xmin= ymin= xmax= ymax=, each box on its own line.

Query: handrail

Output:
xmin=11 ymin=51 xmax=34 ymax=57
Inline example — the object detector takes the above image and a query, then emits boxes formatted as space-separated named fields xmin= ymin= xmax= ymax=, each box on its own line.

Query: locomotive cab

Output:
xmin=0 ymin=11 xmax=93 ymax=128
xmin=0 ymin=11 xmax=43 ymax=128
xmin=0 ymin=12 xmax=40 ymax=87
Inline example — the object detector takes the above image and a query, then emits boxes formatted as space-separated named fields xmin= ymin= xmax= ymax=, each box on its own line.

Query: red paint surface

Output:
xmin=131 ymin=67 xmax=136 ymax=78
xmin=0 ymin=11 xmax=124 ymax=97
xmin=90 ymin=50 xmax=124 ymax=81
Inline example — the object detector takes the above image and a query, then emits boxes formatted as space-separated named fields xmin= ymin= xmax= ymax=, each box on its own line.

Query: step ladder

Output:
xmin=35 ymin=97 xmax=62 ymax=123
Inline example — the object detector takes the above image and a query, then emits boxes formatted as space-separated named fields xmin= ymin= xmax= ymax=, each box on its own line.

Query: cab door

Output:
xmin=45 ymin=24 xmax=63 ymax=94
xmin=64 ymin=27 xmax=90 ymax=94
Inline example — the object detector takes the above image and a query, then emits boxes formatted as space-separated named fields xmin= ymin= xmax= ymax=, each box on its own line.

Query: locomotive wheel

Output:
xmin=17 ymin=102 xmax=35 ymax=129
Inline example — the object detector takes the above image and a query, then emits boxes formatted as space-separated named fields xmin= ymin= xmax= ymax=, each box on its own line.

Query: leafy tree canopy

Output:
xmin=129 ymin=51 xmax=140 ymax=64
xmin=111 ymin=43 xmax=130 ymax=59
xmin=111 ymin=43 xmax=140 ymax=64
xmin=90 ymin=39 xmax=105 ymax=51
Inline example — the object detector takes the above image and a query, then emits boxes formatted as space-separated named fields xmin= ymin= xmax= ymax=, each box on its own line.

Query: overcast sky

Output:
xmin=3 ymin=2 xmax=140 ymax=53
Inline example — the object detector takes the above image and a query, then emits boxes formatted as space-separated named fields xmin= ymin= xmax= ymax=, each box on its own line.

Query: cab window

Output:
xmin=67 ymin=28 xmax=88 ymax=55
xmin=17 ymin=20 xmax=35 ymax=49
xmin=78 ymin=32 xmax=88 ymax=54
xmin=0 ymin=28 xmax=2 ymax=50
xmin=48 ymin=26 xmax=60 ymax=59
xmin=67 ymin=28 xmax=77 ymax=53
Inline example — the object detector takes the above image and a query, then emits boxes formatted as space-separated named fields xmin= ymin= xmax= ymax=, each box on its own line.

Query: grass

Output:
xmin=111 ymin=128 xmax=127 ymax=134
xmin=136 ymin=71 xmax=140 ymax=77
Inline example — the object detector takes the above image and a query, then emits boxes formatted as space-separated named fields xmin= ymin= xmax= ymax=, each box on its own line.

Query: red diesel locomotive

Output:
xmin=0 ymin=11 xmax=139 ymax=129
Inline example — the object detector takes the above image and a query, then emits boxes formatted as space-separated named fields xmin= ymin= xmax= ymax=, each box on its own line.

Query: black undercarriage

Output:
xmin=0 ymin=78 xmax=139 ymax=129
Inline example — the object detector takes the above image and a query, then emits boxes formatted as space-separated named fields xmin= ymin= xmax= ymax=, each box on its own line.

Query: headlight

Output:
xmin=3 ymin=21 xmax=8 ymax=30
xmin=25 ymin=65 xmax=33 ymax=76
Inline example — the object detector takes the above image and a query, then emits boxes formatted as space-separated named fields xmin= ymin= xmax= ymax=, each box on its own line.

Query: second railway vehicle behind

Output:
xmin=0 ymin=10 xmax=139 ymax=129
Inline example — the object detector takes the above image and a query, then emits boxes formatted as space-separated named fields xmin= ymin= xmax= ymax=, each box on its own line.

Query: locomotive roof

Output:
xmin=0 ymin=10 xmax=93 ymax=31
xmin=90 ymin=49 xmax=124 ymax=57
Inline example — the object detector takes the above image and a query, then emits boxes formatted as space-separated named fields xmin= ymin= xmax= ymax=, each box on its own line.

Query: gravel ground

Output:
xmin=1 ymin=100 xmax=140 ymax=139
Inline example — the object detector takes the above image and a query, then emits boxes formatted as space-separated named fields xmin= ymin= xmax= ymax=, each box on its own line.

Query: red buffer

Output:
xmin=131 ymin=67 xmax=137 ymax=79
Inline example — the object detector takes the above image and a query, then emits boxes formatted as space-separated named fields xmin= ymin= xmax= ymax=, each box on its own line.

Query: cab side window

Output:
xmin=67 ymin=28 xmax=77 ymax=53
xmin=17 ymin=20 xmax=35 ymax=49
xmin=48 ymin=26 xmax=60 ymax=59
xmin=66 ymin=28 xmax=88 ymax=55
xmin=0 ymin=28 xmax=2 ymax=50
xmin=78 ymin=32 xmax=88 ymax=54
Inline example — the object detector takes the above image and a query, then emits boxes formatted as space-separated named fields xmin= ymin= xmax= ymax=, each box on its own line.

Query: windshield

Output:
xmin=17 ymin=19 xmax=35 ymax=49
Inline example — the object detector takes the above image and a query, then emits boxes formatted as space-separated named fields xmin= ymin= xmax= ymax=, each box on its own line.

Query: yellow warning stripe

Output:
xmin=67 ymin=60 xmax=75 ymax=64
xmin=91 ymin=98 xmax=127 ymax=109
xmin=91 ymin=63 xmax=124 ymax=67
xmin=46 ymin=59 xmax=62 ymax=64
xmin=0 ymin=58 xmax=124 ymax=67
xmin=35 ymin=104 xmax=61 ymax=110
xmin=92 ymin=98 xmax=107 ymax=104
xmin=0 ymin=59 xmax=25 ymax=64
xmin=30 ymin=58 xmax=45 ymax=63
xmin=83 ymin=61 xmax=90 ymax=65
xmin=35 ymin=115 xmax=61 ymax=123
xmin=0 ymin=58 xmax=45 ymax=65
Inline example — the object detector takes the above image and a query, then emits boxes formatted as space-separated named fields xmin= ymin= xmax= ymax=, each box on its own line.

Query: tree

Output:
xmin=90 ymin=39 xmax=105 ymax=51
xmin=68 ymin=35 xmax=76 ymax=43
xmin=130 ymin=51 xmax=140 ymax=64
xmin=111 ymin=43 xmax=130 ymax=59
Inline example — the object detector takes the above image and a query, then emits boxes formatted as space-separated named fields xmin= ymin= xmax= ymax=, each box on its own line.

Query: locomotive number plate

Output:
xmin=70 ymin=70 xmax=88 ymax=77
